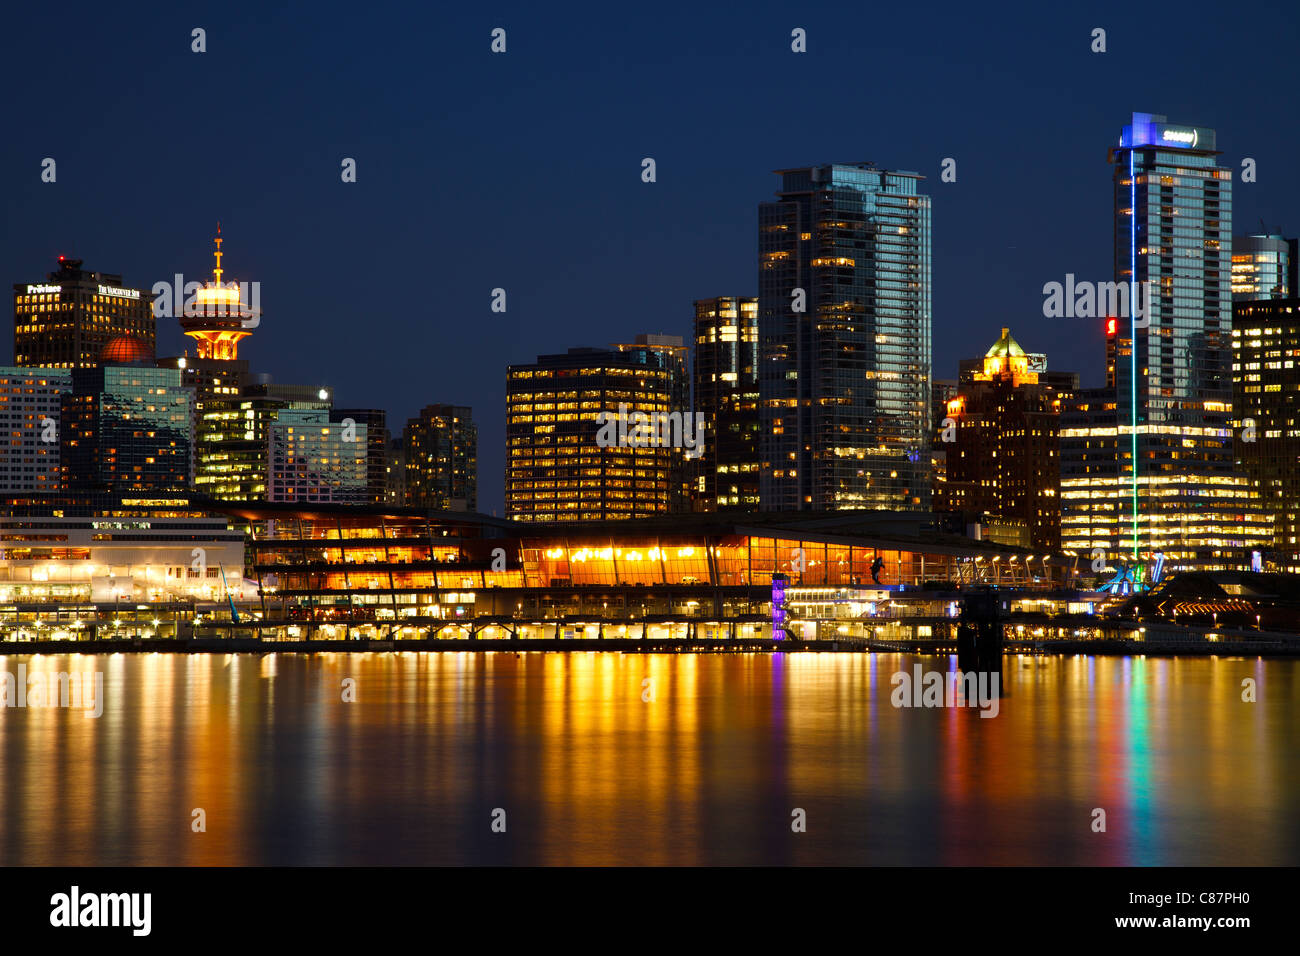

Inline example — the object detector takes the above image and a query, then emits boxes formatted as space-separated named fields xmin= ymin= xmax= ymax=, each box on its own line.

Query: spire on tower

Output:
xmin=213 ymin=221 xmax=224 ymax=285
xmin=183 ymin=222 xmax=258 ymax=361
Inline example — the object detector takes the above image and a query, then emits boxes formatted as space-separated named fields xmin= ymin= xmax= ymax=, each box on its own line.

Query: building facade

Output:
xmin=692 ymin=296 xmax=759 ymax=512
xmin=757 ymin=163 xmax=932 ymax=512
xmin=937 ymin=329 xmax=1069 ymax=552
xmin=217 ymin=505 xmax=1067 ymax=642
xmin=1231 ymin=234 xmax=1294 ymax=301
xmin=404 ymin=404 xmax=477 ymax=511
xmin=1231 ymin=297 xmax=1300 ymax=570
xmin=194 ymin=380 xmax=333 ymax=502
xmin=384 ymin=435 xmax=406 ymax=505
xmin=612 ymin=335 xmax=692 ymax=512
xmin=506 ymin=344 xmax=688 ymax=522
xmin=0 ymin=367 xmax=73 ymax=495
xmin=0 ymin=497 xmax=245 ymax=641
xmin=61 ymin=362 xmax=193 ymax=493
xmin=335 ymin=407 xmax=390 ymax=504
xmin=13 ymin=258 xmax=155 ymax=368
xmin=267 ymin=408 xmax=369 ymax=504
xmin=1060 ymin=112 xmax=1271 ymax=573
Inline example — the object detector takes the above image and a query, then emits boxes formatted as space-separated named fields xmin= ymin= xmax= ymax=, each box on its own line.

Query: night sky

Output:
xmin=4 ymin=0 xmax=1298 ymax=514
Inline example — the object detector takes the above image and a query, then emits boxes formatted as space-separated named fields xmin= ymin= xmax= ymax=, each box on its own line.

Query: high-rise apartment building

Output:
xmin=1060 ymin=113 xmax=1271 ymax=571
xmin=0 ymin=367 xmax=73 ymax=494
xmin=1231 ymin=234 xmax=1295 ymax=301
xmin=1231 ymin=297 xmax=1300 ymax=570
xmin=506 ymin=343 xmax=685 ymax=521
xmin=757 ymin=163 xmax=931 ymax=512
xmin=404 ymin=404 xmax=477 ymax=511
xmin=692 ymin=296 xmax=759 ymax=511
xmin=13 ymin=258 xmax=155 ymax=368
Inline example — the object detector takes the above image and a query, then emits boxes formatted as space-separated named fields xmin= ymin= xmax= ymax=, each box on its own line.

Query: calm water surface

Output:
xmin=1 ymin=651 xmax=1296 ymax=865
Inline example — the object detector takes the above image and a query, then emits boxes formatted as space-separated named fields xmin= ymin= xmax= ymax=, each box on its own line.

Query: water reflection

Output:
xmin=0 ymin=652 xmax=1295 ymax=865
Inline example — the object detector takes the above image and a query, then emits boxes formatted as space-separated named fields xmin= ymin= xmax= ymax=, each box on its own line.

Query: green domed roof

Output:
xmin=986 ymin=327 xmax=1025 ymax=358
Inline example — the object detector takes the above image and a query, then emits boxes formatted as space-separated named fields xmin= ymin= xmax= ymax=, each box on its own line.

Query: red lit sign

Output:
xmin=1106 ymin=318 xmax=1117 ymax=335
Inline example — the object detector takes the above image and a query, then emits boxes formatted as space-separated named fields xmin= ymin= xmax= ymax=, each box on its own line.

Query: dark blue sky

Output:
xmin=4 ymin=0 xmax=1297 ymax=513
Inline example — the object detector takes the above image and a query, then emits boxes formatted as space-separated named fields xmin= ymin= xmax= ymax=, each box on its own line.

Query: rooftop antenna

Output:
xmin=213 ymin=221 xmax=224 ymax=285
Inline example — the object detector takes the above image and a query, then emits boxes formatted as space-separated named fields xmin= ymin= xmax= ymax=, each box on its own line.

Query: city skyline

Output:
xmin=5 ymin=2 xmax=1299 ymax=515
xmin=2 ymin=0 xmax=1300 ymax=893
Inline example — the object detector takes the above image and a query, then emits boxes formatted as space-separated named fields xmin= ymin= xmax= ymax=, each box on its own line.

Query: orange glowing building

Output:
xmin=180 ymin=223 xmax=259 ymax=361
xmin=162 ymin=225 xmax=258 ymax=405
xmin=936 ymin=328 xmax=1074 ymax=552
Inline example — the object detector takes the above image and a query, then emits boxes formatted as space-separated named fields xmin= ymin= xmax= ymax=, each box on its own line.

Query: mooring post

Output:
xmin=957 ymin=588 xmax=1005 ymax=688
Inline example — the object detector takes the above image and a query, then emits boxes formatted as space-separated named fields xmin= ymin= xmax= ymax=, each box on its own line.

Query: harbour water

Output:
xmin=0 ymin=651 xmax=1296 ymax=865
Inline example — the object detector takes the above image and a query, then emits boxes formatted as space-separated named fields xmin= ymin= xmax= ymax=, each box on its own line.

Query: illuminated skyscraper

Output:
xmin=404 ymin=404 xmax=478 ymax=511
xmin=506 ymin=343 xmax=684 ymax=522
xmin=1060 ymin=113 xmax=1271 ymax=571
xmin=612 ymin=334 xmax=691 ymax=512
xmin=1232 ymin=297 xmax=1300 ymax=570
xmin=61 ymin=353 xmax=193 ymax=493
xmin=13 ymin=258 xmax=154 ymax=368
xmin=757 ymin=163 xmax=931 ymax=512
xmin=692 ymin=297 xmax=759 ymax=512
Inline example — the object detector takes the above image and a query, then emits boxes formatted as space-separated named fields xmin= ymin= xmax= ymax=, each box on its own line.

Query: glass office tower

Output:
xmin=1060 ymin=113 xmax=1271 ymax=571
xmin=757 ymin=163 xmax=931 ymax=512
xmin=196 ymin=381 xmax=333 ymax=502
xmin=61 ymin=364 xmax=193 ymax=493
